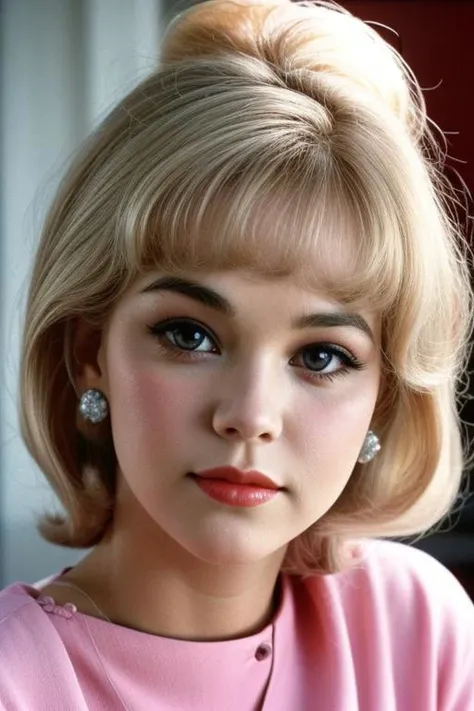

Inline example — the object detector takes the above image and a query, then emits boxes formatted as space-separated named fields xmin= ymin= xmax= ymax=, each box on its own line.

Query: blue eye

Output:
xmin=147 ymin=318 xmax=365 ymax=382
xmin=301 ymin=347 xmax=334 ymax=372
xmin=296 ymin=345 xmax=363 ymax=381
xmin=148 ymin=319 xmax=219 ymax=357
xmin=158 ymin=320 xmax=216 ymax=352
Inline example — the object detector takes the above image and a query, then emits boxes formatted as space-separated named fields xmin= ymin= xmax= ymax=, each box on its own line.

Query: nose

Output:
xmin=211 ymin=359 xmax=285 ymax=444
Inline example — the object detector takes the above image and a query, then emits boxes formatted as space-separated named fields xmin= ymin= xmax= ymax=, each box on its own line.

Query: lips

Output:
xmin=191 ymin=466 xmax=281 ymax=490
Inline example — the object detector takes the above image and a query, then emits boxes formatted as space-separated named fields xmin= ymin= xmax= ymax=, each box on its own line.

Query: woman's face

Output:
xmin=91 ymin=269 xmax=381 ymax=564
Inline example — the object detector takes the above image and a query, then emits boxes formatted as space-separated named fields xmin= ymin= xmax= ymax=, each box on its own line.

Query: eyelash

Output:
xmin=146 ymin=318 xmax=366 ymax=383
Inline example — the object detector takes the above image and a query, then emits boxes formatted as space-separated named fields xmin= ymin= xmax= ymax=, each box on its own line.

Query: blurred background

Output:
xmin=1 ymin=0 xmax=473 ymax=593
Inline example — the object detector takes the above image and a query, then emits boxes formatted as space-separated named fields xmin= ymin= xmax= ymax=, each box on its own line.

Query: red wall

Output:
xmin=345 ymin=2 xmax=474 ymax=513
xmin=344 ymin=1 xmax=474 ymax=199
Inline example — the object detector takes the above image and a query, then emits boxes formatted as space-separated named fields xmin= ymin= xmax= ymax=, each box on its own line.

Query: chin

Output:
xmin=181 ymin=534 xmax=280 ymax=567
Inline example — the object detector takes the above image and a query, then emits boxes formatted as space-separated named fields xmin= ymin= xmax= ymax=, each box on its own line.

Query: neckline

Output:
xmin=25 ymin=569 xmax=289 ymax=645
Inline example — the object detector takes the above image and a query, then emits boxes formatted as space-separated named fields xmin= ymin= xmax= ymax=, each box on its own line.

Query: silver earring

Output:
xmin=79 ymin=388 xmax=109 ymax=424
xmin=357 ymin=430 xmax=380 ymax=463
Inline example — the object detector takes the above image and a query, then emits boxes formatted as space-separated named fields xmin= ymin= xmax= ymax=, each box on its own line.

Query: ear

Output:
xmin=70 ymin=317 xmax=109 ymax=399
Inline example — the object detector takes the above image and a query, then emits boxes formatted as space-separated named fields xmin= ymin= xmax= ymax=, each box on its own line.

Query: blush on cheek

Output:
xmin=296 ymin=396 xmax=375 ymax=466
xmin=115 ymin=369 xmax=199 ymax=440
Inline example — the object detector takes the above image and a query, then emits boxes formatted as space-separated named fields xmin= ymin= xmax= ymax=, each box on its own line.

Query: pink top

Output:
xmin=1 ymin=539 xmax=474 ymax=710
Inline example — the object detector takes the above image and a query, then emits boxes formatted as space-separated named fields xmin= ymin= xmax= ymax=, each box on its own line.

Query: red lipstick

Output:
xmin=190 ymin=466 xmax=282 ymax=508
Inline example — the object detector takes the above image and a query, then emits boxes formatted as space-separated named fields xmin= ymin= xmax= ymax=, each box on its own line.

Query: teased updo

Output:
xmin=19 ymin=0 xmax=472 ymax=575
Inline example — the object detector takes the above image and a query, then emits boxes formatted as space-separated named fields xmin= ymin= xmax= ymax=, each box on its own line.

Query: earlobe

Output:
xmin=69 ymin=318 xmax=107 ymax=396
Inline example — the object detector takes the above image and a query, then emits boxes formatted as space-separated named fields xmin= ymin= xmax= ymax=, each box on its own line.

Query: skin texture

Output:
xmin=42 ymin=269 xmax=381 ymax=641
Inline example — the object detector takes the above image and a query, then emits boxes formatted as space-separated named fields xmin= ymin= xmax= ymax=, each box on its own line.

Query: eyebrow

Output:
xmin=140 ymin=276 xmax=375 ymax=342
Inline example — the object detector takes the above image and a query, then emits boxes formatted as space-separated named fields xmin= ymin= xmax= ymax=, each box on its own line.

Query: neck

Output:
xmin=63 ymin=507 xmax=287 ymax=641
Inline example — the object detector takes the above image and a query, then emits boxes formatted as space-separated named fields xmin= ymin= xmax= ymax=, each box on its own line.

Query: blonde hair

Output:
xmin=19 ymin=0 xmax=473 ymax=576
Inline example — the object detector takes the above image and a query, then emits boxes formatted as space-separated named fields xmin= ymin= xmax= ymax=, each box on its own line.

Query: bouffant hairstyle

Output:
xmin=19 ymin=0 xmax=472 ymax=575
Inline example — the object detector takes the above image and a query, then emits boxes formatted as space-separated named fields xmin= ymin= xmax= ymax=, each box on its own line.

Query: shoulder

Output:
xmin=0 ymin=572 xmax=81 ymax=653
xmin=319 ymin=538 xmax=474 ymax=631
xmin=289 ymin=538 xmax=474 ymax=639
xmin=0 ymin=579 xmax=43 ymax=631
xmin=360 ymin=541 xmax=474 ymax=703
xmin=354 ymin=538 xmax=474 ymax=615
xmin=301 ymin=539 xmax=474 ymax=709
xmin=0 ymin=578 xmax=75 ymax=707
xmin=0 ymin=578 xmax=59 ymax=656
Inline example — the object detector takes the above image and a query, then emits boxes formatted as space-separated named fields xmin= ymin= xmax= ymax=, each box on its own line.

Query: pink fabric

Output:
xmin=1 ymin=539 xmax=474 ymax=710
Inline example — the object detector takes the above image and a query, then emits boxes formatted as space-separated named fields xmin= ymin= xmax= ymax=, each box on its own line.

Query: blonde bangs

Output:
xmin=120 ymin=137 xmax=405 ymax=316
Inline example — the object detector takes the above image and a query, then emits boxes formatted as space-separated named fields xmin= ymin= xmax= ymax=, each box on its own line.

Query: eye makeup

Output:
xmin=146 ymin=317 xmax=367 ymax=384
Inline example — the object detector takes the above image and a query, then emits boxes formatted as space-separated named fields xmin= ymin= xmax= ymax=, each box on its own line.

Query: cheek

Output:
xmin=113 ymin=369 xmax=199 ymax=440
xmin=290 ymin=388 xmax=379 ymax=521
xmin=294 ymin=381 xmax=379 ymax=471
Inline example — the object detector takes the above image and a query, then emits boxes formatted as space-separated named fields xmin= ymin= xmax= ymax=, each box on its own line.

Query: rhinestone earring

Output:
xmin=357 ymin=430 xmax=381 ymax=464
xmin=79 ymin=388 xmax=109 ymax=424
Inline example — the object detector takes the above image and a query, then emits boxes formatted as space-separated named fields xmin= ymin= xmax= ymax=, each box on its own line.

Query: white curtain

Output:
xmin=1 ymin=0 xmax=165 ymax=585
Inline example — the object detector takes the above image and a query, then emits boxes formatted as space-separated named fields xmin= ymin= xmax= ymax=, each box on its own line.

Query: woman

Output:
xmin=1 ymin=0 xmax=473 ymax=708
